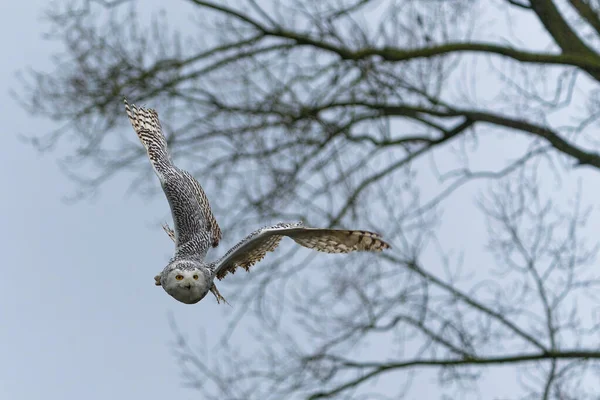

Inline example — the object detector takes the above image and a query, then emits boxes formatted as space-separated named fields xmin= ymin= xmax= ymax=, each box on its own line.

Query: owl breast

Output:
xmin=165 ymin=283 xmax=209 ymax=304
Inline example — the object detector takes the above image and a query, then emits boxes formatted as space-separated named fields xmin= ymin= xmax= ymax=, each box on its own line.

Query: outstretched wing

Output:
xmin=212 ymin=222 xmax=390 ymax=280
xmin=123 ymin=99 xmax=171 ymax=176
xmin=124 ymin=100 xmax=222 ymax=259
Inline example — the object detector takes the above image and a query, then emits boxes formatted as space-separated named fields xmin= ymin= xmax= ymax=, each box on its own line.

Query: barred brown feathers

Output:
xmin=289 ymin=229 xmax=390 ymax=253
xmin=124 ymin=99 xmax=171 ymax=174
xmin=212 ymin=222 xmax=390 ymax=280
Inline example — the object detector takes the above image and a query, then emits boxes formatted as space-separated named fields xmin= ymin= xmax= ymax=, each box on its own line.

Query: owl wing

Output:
xmin=185 ymin=171 xmax=222 ymax=248
xmin=212 ymin=222 xmax=390 ymax=280
xmin=124 ymin=100 xmax=222 ymax=259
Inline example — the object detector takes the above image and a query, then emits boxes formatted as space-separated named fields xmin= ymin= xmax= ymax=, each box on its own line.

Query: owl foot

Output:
xmin=154 ymin=275 xmax=161 ymax=286
xmin=210 ymin=284 xmax=229 ymax=306
xmin=162 ymin=223 xmax=176 ymax=242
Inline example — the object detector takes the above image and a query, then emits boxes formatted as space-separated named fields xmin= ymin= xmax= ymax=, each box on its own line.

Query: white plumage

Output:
xmin=125 ymin=99 xmax=390 ymax=305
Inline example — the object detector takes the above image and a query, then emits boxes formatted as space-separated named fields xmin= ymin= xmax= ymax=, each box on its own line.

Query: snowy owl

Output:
xmin=124 ymin=99 xmax=391 ymax=305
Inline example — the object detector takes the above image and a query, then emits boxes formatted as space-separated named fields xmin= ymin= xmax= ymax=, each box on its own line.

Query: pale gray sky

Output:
xmin=0 ymin=2 xmax=229 ymax=399
xmin=1 ymin=1 xmax=599 ymax=399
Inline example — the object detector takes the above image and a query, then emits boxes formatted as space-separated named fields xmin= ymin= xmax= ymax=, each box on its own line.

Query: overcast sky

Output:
xmin=0 ymin=2 xmax=233 ymax=399
xmin=2 ymin=1 xmax=599 ymax=399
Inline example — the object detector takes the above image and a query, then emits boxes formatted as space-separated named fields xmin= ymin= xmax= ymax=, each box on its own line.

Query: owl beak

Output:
xmin=184 ymin=282 xmax=192 ymax=290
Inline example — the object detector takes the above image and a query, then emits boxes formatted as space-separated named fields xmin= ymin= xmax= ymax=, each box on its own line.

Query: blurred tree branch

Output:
xmin=18 ymin=0 xmax=600 ymax=398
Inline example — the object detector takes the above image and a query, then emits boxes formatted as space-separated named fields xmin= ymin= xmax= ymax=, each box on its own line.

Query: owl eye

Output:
xmin=193 ymin=274 xmax=199 ymax=280
xmin=175 ymin=275 xmax=184 ymax=281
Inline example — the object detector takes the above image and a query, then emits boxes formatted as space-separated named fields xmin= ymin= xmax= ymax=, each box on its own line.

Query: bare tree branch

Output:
xmin=18 ymin=0 xmax=600 ymax=398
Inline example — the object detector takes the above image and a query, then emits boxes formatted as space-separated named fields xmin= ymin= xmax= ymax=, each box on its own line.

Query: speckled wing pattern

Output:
xmin=124 ymin=99 xmax=222 ymax=259
xmin=212 ymin=222 xmax=391 ymax=280
xmin=186 ymin=171 xmax=221 ymax=248
xmin=123 ymin=100 xmax=170 ymax=176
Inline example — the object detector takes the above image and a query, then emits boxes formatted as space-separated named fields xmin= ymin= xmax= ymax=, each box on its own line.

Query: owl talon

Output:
xmin=154 ymin=275 xmax=161 ymax=286
xmin=210 ymin=285 xmax=229 ymax=305
xmin=162 ymin=223 xmax=176 ymax=242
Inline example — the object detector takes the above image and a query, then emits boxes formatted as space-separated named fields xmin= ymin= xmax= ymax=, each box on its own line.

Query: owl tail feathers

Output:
xmin=123 ymin=98 xmax=173 ymax=176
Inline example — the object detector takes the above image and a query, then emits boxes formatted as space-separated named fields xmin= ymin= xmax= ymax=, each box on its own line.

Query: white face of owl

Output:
xmin=162 ymin=268 xmax=210 ymax=304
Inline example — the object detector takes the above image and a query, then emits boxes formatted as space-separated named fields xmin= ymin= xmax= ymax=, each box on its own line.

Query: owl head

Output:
xmin=161 ymin=260 xmax=211 ymax=304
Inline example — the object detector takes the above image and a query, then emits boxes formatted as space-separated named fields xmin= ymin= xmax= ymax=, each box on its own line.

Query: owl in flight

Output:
xmin=124 ymin=100 xmax=390 ymax=305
